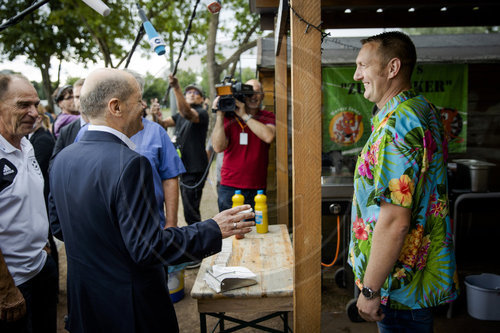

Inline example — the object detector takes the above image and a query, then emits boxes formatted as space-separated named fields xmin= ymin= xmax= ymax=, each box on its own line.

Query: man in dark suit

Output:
xmin=49 ymin=68 xmax=254 ymax=333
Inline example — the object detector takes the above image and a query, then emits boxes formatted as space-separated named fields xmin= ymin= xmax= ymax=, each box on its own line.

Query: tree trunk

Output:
xmin=206 ymin=12 xmax=220 ymax=102
xmin=39 ymin=58 xmax=54 ymax=112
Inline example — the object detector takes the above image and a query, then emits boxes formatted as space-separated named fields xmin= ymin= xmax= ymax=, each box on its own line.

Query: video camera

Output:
xmin=215 ymin=76 xmax=254 ymax=112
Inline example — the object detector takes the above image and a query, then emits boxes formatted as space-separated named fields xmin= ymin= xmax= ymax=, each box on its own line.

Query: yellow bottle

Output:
xmin=232 ymin=190 xmax=245 ymax=239
xmin=232 ymin=190 xmax=244 ymax=207
xmin=254 ymin=190 xmax=268 ymax=234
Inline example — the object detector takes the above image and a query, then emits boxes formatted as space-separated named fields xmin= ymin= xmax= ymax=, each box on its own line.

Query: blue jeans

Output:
xmin=217 ymin=185 xmax=263 ymax=212
xmin=377 ymin=304 xmax=434 ymax=333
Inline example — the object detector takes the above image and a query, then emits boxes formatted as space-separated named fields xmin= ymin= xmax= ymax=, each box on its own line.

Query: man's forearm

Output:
xmin=163 ymin=177 xmax=179 ymax=228
xmin=173 ymin=87 xmax=198 ymax=122
xmin=246 ymin=119 xmax=276 ymax=144
xmin=212 ymin=113 xmax=228 ymax=152
xmin=362 ymin=201 xmax=410 ymax=291
xmin=0 ymin=249 xmax=26 ymax=322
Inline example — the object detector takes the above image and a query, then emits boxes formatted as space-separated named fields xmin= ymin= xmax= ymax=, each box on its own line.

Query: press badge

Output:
xmin=239 ymin=132 xmax=248 ymax=145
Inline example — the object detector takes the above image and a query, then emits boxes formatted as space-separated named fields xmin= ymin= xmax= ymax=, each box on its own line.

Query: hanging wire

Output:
xmin=0 ymin=0 xmax=51 ymax=32
xmin=287 ymin=0 xmax=330 ymax=44
xmin=125 ymin=25 xmax=145 ymax=68
xmin=163 ymin=0 xmax=202 ymax=103
xmin=327 ymin=38 xmax=361 ymax=51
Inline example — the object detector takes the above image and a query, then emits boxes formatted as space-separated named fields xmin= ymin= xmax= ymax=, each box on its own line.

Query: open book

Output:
xmin=204 ymin=265 xmax=258 ymax=293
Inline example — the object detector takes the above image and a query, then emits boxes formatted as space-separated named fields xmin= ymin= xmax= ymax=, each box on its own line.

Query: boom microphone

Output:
xmin=81 ymin=0 xmax=111 ymax=16
xmin=136 ymin=4 xmax=166 ymax=56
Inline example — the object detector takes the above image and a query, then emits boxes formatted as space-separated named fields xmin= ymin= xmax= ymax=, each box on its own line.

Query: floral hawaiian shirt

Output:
xmin=349 ymin=90 xmax=459 ymax=310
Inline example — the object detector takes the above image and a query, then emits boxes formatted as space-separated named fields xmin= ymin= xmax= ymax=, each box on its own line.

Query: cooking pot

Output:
xmin=453 ymin=159 xmax=496 ymax=192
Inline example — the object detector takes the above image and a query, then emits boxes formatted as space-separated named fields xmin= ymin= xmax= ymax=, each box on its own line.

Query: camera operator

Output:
xmin=211 ymin=79 xmax=276 ymax=211
xmin=158 ymin=75 xmax=209 ymax=234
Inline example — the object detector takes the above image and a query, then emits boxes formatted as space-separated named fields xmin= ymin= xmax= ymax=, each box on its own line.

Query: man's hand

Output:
xmin=0 ymin=249 xmax=27 ymax=322
xmin=234 ymin=99 xmax=247 ymax=119
xmin=356 ymin=294 xmax=384 ymax=322
xmin=168 ymin=74 xmax=179 ymax=90
xmin=150 ymin=98 xmax=162 ymax=120
xmin=212 ymin=205 xmax=255 ymax=238
xmin=0 ymin=282 xmax=26 ymax=322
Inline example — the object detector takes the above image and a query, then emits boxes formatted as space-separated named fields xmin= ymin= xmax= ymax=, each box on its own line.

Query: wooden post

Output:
xmin=276 ymin=33 xmax=289 ymax=227
xmin=290 ymin=0 xmax=322 ymax=331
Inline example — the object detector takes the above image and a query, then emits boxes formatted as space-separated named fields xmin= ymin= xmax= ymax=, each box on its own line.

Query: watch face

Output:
xmin=362 ymin=287 xmax=373 ymax=298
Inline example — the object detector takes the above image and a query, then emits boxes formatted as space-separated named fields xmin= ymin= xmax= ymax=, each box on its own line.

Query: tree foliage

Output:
xmin=1 ymin=0 xmax=262 ymax=113
xmin=143 ymin=73 xmax=167 ymax=102
xmin=0 ymin=0 xmax=135 ymax=110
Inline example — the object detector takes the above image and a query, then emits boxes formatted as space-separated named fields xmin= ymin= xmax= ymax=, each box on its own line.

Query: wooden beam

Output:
xmin=275 ymin=0 xmax=289 ymax=56
xmin=275 ymin=33 xmax=289 ymax=228
xmin=290 ymin=0 xmax=322 ymax=332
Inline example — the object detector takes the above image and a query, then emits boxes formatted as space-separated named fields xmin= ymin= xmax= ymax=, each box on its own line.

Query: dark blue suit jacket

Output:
xmin=49 ymin=130 xmax=221 ymax=333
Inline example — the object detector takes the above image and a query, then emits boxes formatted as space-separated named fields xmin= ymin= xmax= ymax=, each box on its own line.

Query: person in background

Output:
xmin=348 ymin=31 xmax=458 ymax=331
xmin=29 ymin=105 xmax=55 ymax=201
xmin=49 ymin=68 xmax=254 ymax=332
xmin=0 ymin=74 xmax=58 ymax=332
xmin=125 ymin=69 xmax=185 ymax=228
xmin=211 ymin=79 xmax=276 ymax=211
xmin=158 ymin=75 xmax=209 ymax=228
xmin=44 ymin=104 xmax=56 ymax=128
xmin=29 ymin=105 xmax=59 ymax=281
xmin=51 ymin=78 xmax=86 ymax=162
xmin=52 ymin=85 xmax=79 ymax=138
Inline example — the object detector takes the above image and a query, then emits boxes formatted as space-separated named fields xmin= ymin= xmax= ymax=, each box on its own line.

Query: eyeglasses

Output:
xmin=186 ymin=90 xmax=201 ymax=96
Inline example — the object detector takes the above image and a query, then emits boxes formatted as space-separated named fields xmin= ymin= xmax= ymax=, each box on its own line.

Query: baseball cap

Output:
xmin=184 ymin=83 xmax=204 ymax=97
xmin=54 ymin=85 xmax=73 ymax=103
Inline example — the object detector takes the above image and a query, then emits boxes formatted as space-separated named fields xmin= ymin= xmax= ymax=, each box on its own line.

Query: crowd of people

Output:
xmin=0 ymin=64 xmax=269 ymax=332
xmin=0 ymin=31 xmax=458 ymax=333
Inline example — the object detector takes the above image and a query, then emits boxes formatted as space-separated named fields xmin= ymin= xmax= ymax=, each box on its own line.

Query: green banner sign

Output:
xmin=322 ymin=64 xmax=468 ymax=154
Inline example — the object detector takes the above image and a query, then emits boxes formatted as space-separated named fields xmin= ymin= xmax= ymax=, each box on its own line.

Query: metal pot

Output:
xmin=453 ymin=159 xmax=496 ymax=192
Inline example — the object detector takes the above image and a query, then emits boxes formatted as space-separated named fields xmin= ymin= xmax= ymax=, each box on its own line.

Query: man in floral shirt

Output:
xmin=349 ymin=31 xmax=458 ymax=331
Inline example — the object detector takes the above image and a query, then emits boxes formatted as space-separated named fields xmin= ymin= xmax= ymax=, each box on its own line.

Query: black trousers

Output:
xmin=0 ymin=255 xmax=58 ymax=333
xmin=180 ymin=172 xmax=206 ymax=225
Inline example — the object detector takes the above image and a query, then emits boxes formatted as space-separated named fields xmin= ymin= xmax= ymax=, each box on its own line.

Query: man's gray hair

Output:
xmin=0 ymin=74 xmax=30 ymax=100
xmin=123 ymin=69 xmax=145 ymax=93
xmin=80 ymin=75 xmax=136 ymax=119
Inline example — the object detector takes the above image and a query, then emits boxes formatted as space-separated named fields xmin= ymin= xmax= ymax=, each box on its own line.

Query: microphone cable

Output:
xmin=179 ymin=146 xmax=216 ymax=190
xmin=0 ymin=0 xmax=50 ymax=32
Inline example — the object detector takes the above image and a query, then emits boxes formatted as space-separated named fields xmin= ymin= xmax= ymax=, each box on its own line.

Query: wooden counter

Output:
xmin=191 ymin=224 xmax=293 ymax=323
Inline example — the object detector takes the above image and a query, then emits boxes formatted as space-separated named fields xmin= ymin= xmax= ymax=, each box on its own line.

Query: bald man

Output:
xmin=48 ymin=69 xmax=255 ymax=332
xmin=211 ymin=79 xmax=276 ymax=211
xmin=0 ymin=74 xmax=57 ymax=332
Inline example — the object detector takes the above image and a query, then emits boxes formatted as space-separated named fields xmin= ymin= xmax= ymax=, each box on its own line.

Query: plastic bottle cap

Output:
xmin=257 ymin=190 xmax=264 ymax=194
xmin=235 ymin=190 xmax=241 ymax=194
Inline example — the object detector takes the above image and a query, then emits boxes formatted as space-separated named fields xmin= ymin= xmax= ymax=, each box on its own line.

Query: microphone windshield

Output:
xmin=81 ymin=0 xmax=111 ymax=17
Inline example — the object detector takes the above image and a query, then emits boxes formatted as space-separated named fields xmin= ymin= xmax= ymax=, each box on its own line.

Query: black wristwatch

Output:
xmin=361 ymin=286 xmax=380 ymax=300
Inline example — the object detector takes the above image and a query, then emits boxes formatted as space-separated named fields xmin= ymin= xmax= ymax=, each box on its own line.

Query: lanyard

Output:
xmin=235 ymin=117 xmax=247 ymax=132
